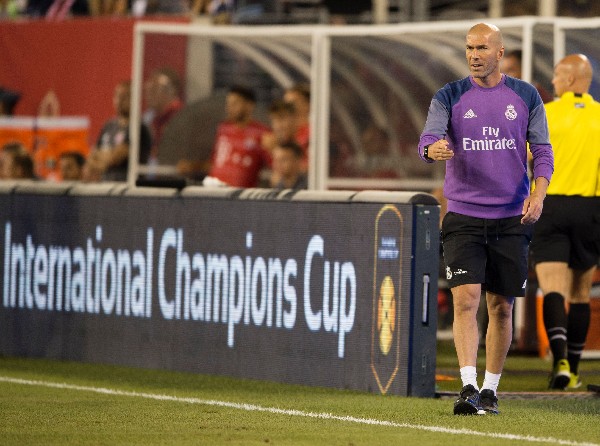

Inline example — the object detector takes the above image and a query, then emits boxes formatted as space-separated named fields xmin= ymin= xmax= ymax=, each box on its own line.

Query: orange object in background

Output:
xmin=535 ymin=288 xmax=549 ymax=358
xmin=0 ymin=116 xmax=89 ymax=180
xmin=586 ymin=269 xmax=600 ymax=351
xmin=0 ymin=117 xmax=36 ymax=152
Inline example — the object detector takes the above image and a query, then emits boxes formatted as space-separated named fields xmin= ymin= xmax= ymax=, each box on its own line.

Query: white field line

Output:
xmin=1 ymin=375 xmax=597 ymax=446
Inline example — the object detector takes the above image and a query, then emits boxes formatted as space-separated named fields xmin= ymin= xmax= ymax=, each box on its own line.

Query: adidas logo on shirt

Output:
xmin=464 ymin=109 xmax=477 ymax=119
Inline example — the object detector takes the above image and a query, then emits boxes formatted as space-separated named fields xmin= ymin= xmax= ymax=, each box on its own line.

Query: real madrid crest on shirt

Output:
xmin=446 ymin=266 xmax=452 ymax=280
xmin=505 ymin=104 xmax=517 ymax=120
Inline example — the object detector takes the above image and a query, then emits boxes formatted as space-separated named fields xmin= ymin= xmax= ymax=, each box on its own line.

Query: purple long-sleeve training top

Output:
xmin=418 ymin=74 xmax=554 ymax=219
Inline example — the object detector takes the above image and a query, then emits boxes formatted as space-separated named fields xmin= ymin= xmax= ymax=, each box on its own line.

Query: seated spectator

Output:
xmin=501 ymin=49 xmax=553 ymax=103
xmin=26 ymin=0 xmax=89 ymax=18
xmin=204 ymin=0 xmax=234 ymax=23
xmin=88 ymin=0 xmax=128 ymax=16
xmin=354 ymin=123 xmax=399 ymax=178
xmin=190 ymin=0 xmax=208 ymax=15
xmin=323 ymin=0 xmax=371 ymax=24
xmin=262 ymin=99 xmax=301 ymax=186
xmin=58 ymin=151 xmax=85 ymax=181
xmin=283 ymin=82 xmax=310 ymax=159
xmin=0 ymin=87 xmax=21 ymax=116
xmin=92 ymin=80 xmax=152 ymax=181
xmin=0 ymin=142 xmax=35 ymax=179
xmin=271 ymin=141 xmax=307 ymax=190
xmin=171 ymin=90 xmax=228 ymax=181
xmin=262 ymin=99 xmax=299 ymax=152
xmin=81 ymin=155 xmax=104 ymax=183
xmin=203 ymin=85 xmax=270 ymax=188
xmin=143 ymin=67 xmax=184 ymax=163
xmin=1 ymin=142 xmax=23 ymax=179
xmin=136 ymin=0 xmax=189 ymax=16
xmin=45 ymin=0 xmax=90 ymax=19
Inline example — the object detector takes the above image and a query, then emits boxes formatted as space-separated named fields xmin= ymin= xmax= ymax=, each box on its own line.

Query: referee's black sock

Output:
xmin=543 ymin=292 xmax=567 ymax=366
xmin=567 ymin=303 xmax=591 ymax=375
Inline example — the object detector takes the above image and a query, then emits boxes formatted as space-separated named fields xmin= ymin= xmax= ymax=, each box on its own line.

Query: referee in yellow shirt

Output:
xmin=531 ymin=54 xmax=600 ymax=390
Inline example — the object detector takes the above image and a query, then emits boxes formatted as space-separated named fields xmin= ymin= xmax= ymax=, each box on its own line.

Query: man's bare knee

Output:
xmin=487 ymin=295 xmax=513 ymax=320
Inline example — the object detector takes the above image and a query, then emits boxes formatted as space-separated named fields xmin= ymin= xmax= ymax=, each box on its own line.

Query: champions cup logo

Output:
xmin=371 ymin=204 xmax=403 ymax=394
xmin=377 ymin=276 xmax=395 ymax=355
xmin=505 ymin=104 xmax=517 ymax=120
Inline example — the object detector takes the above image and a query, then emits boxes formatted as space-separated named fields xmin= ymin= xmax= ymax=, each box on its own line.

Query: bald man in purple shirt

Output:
xmin=418 ymin=23 xmax=553 ymax=415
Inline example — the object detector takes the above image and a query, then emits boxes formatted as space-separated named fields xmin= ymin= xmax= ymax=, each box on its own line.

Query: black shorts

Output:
xmin=441 ymin=212 xmax=533 ymax=296
xmin=531 ymin=195 xmax=600 ymax=270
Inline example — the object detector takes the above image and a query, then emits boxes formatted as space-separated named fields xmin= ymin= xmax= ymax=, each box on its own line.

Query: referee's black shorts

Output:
xmin=531 ymin=195 xmax=600 ymax=270
xmin=441 ymin=212 xmax=533 ymax=297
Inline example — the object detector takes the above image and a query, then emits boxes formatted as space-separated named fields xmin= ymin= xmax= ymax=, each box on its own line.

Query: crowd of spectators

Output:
xmin=0 ymin=0 xmax=369 ymax=22
xmin=3 ymin=1 xmax=600 ymax=22
xmin=1 ymin=2 xmax=599 ymax=188
xmin=0 ymin=67 xmax=311 ymax=189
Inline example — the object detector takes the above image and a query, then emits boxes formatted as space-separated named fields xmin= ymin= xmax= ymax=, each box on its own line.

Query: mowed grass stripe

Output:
xmin=1 ymin=376 xmax=597 ymax=446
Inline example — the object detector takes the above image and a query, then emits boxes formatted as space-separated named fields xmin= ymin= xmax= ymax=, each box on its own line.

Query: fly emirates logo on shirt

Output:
xmin=463 ymin=126 xmax=516 ymax=151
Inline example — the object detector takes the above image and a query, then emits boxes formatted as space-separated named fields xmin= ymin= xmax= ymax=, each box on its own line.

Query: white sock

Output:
xmin=460 ymin=366 xmax=478 ymax=390
xmin=481 ymin=370 xmax=501 ymax=395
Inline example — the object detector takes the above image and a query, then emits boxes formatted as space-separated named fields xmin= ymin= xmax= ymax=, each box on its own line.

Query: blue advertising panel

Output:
xmin=0 ymin=186 xmax=439 ymax=397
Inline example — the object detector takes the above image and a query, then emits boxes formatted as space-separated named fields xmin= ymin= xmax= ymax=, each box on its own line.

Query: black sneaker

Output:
xmin=479 ymin=389 xmax=499 ymax=415
xmin=453 ymin=384 xmax=483 ymax=415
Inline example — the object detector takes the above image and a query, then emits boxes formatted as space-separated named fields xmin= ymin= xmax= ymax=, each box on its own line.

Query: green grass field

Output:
xmin=1 ymin=341 xmax=599 ymax=446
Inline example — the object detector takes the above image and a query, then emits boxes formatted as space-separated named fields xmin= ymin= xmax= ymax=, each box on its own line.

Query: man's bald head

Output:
xmin=468 ymin=23 xmax=504 ymax=47
xmin=552 ymin=53 xmax=593 ymax=96
xmin=559 ymin=54 xmax=593 ymax=86
xmin=466 ymin=23 xmax=505 ymax=87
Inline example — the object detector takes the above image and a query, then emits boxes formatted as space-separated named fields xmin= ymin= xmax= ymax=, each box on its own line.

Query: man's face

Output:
xmin=466 ymin=30 xmax=504 ymax=82
xmin=284 ymin=91 xmax=309 ymax=119
xmin=270 ymin=112 xmax=296 ymax=143
xmin=226 ymin=93 xmax=251 ymax=123
xmin=113 ymin=84 xmax=131 ymax=118
xmin=144 ymin=74 xmax=173 ymax=111
xmin=0 ymin=152 xmax=15 ymax=179
xmin=501 ymin=55 xmax=521 ymax=78
xmin=551 ymin=63 xmax=571 ymax=97
xmin=59 ymin=157 xmax=82 ymax=181
xmin=272 ymin=147 xmax=299 ymax=179
xmin=0 ymin=152 xmax=10 ymax=179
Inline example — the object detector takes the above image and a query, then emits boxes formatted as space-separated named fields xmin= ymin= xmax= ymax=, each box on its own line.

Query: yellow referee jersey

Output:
xmin=544 ymin=91 xmax=600 ymax=196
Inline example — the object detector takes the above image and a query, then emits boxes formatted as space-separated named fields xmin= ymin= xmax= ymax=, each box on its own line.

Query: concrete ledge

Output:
xmin=180 ymin=185 xmax=241 ymax=199
xmin=352 ymin=190 xmax=439 ymax=205
xmin=290 ymin=190 xmax=356 ymax=202
xmin=68 ymin=182 xmax=126 ymax=196
xmin=13 ymin=181 xmax=72 ymax=195
xmin=0 ymin=181 xmax=19 ymax=194
xmin=236 ymin=188 xmax=292 ymax=200
xmin=122 ymin=186 xmax=179 ymax=197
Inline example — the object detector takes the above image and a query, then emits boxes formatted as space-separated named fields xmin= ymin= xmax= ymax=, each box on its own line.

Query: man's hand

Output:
xmin=521 ymin=192 xmax=544 ymax=224
xmin=427 ymin=139 xmax=454 ymax=161
xmin=521 ymin=177 xmax=549 ymax=225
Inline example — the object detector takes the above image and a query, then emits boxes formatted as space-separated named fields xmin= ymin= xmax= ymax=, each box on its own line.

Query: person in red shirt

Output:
xmin=283 ymin=83 xmax=310 ymax=162
xmin=205 ymin=85 xmax=270 ymax=188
